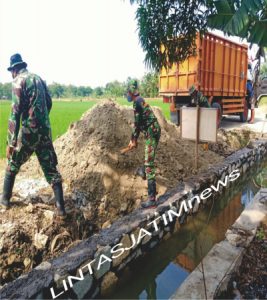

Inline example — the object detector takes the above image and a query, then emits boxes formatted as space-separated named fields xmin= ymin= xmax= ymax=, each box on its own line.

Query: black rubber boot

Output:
xmin=135 ymin=165 xmax=146 ymax=180
xmin=141 ymin=179 xmax=157 ymax=209
xmin=52 ymin=182 xmax=66 ymax=217
xmin=0 ymin=172 xmax=16 ymax=209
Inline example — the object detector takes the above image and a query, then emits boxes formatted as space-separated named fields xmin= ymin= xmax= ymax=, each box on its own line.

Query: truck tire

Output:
xmin=239 ymin=99 xmax=248 ymax=122
xmin=211 ymin=102 xmax=222 ymax=128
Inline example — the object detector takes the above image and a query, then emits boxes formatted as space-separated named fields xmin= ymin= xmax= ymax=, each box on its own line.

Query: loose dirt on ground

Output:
xmin=222 ymin=216 xmax=267 ymax=299
xmin=21 ymin=100 xmax=228 ymax=223
xmin=0 ymin=99 xmax=263 ymax=286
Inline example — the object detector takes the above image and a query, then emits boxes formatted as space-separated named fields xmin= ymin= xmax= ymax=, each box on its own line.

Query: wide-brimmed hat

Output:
xmin=7 ymin=53 xmax=27 ymax=71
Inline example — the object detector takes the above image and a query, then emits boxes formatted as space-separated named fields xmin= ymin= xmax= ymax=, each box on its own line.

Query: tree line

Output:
xmin=0 ymin=72 xmax=159 ymax=100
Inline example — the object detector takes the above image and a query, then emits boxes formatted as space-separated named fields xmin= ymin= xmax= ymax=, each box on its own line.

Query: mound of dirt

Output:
xmin=21 ymin=99 xmax=225 ymax=225
xmin=1 ymin=99 xmax=250 ymax=285
xmin=210 ymin=127 xmax=258 ymax=156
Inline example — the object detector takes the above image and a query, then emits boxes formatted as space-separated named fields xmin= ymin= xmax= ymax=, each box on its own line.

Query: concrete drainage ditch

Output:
xmin=170 ymin=187 xmax=267 ymax=299
xmin=0 ymin=139 xmax=266 ymax=300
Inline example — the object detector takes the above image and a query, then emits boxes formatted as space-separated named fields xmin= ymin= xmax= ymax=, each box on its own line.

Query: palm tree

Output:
xmin=208 ymin=0 xmax=267 ymax=47
xmin=130 ymin=0 xmax=267 ymax=70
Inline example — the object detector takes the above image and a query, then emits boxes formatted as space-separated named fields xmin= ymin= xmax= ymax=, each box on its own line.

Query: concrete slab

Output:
xmin=170 ymin=241 xmax=244 ymax=299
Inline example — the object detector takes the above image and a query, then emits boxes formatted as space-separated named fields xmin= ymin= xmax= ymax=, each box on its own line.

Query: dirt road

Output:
xmin=221 ymin=105 xmax=267 ymax=134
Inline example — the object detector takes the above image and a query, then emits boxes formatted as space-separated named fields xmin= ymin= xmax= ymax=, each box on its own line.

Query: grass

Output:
xmin=0 ymin=101 xmax=10 ymax=158
xmin=49 ymin=101 xmax=98 ymax=139
xmin=0 ymin=97 xmax=170 ymax=158
xmin=116 ymin=97 xmax=170 ymax=119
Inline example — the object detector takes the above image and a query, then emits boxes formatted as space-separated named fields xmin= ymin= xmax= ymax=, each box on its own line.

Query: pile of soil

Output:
xmin=22 ymin=99 xmax=226 ymax=225
xmin=0 ymin=99 xmax=259 ymax=286
xmin=211 ymin=127 xmax=259 ymax=156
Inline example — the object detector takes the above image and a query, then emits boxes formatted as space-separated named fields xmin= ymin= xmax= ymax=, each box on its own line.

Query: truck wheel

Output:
xmin=239 ymin=99 xmax=248 ymax=122
xmin=211 ymin=102 xmax=222 ymax=128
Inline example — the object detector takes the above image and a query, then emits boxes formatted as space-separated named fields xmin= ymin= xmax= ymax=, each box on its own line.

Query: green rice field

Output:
xmin=0 ymin=98 xmax=170 ymax=158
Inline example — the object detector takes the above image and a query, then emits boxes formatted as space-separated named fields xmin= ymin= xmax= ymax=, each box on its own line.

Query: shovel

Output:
xmin=120 ymin=146 xmax=132 ymax=154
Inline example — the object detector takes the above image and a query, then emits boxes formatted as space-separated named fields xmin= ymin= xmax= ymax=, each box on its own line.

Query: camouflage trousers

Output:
xmin=144 ymin=122 xmax=161 ymax=181
xmin=7 ymin=130 xmax=62 ymax=186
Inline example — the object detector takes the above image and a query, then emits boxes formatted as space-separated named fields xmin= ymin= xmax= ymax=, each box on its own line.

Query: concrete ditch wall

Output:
xmin=0 ymin=139 xmax=266 ymax=300
xmin=170 ymin=187 xmax=267 ymax=299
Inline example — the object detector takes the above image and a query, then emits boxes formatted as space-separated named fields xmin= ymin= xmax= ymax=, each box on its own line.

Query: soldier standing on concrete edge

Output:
xmin=126 ymin=79 xmax=161 ymax=209
xmin=0 ymin=53 xmax=67 ymax=219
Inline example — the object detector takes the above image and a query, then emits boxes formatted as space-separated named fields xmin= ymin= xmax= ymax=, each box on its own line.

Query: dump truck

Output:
xmin=159 ymin=32 xmax=249 ymax=126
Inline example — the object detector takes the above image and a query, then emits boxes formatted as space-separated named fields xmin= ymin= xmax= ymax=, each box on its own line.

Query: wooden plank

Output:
xmin=177 ymin=62 xmax=179 ymax=91
xmin=202 ymin=35 xmax=207 ymax=92
xmin=238 ymin=48 xmax=242 ymax=96
xmin=242 ymin=48 xmax=248 ymax=96
xmin=223 ymin=108 xmax=244 ymax=112
xmin=227 ymin=42 xmax=232 ymax=96
xmin=224 ymin=109 xmax=244 ymax=112
xmin=223 ymin=109 xmax=244 ymax=113
xmin=233 ymin=44 xmax=238 ymax=95
xmin=207 ymin=35 xmax=212 ymax=95
xmin=223 ymin=105 xmax=244 ymax=108
xmin=198 ymin=34 xmax=202 ymax=91
xmin=224 ymin=104 xmax=244 ymax=107
xmin=221 ymin=39 xmax=226 ymax=95
xmin=211 ymin=35 xmax=216 ymax=96
xmin=223 ymin=104 xmax=244 ymax=109
xmin=222 ymin=99 xmax=243 ymax=103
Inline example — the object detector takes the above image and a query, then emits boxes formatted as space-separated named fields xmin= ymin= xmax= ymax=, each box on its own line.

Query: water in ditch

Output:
xmin=103 ymin=160 xmax=267 ymax=300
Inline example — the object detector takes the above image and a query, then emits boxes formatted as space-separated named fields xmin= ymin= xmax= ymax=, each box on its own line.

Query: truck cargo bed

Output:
xmin=159 ymin=32 xmax=248 ymax=97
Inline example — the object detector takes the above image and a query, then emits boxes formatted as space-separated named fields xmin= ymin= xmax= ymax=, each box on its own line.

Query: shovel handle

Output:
xmin=120 ymin=146 xmax=132 ymax=154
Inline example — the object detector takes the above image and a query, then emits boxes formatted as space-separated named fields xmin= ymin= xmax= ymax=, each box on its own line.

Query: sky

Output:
xmin=0 ymin=0 xmax=259 ymax=88
xmin=0 ymin=0 xmax=147 ymax=87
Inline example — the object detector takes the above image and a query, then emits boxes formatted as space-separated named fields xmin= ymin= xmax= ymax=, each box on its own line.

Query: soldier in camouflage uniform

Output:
xmin=189 ymin=85 xmax=210 ymax=108
xmin=126 ymin=80 xmax=161 ymax=208
xmin=0 ymin=54 xmax=66 ymax=218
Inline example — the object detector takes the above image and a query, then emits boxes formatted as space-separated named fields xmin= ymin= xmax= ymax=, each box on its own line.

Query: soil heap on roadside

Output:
xmin=22 ymin=99 xmax=226 ymax=225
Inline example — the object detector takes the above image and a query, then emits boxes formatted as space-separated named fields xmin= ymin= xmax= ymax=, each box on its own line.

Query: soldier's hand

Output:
xmin=128 ymin=140 xmax=137 ymax=150
xmin=6 ymin=146 xmax=14 ymax=160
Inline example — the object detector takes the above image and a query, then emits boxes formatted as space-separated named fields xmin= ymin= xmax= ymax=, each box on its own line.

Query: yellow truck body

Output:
xmin=159 ymin=32 xmax=249 ymax=124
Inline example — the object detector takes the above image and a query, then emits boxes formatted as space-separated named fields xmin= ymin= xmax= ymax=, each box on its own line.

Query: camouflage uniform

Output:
xmin=132 ymin=96 xmax=161 ymax=181
xmin=189 ymin=85 xmax=210 ymax=107
xmin=7 ymin=68 xmax=62 ymax=185
xmin=196 ymin=91 xmax=210 ymax=108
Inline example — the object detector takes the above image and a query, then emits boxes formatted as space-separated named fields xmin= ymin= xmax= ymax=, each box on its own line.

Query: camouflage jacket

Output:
xmin=7 ymin=68 xmax=52 ymax=147
xmin=132 ymin=96 xmax=159 ymax=141
xmin=192 ymin=91 xmax=210 ymax=108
